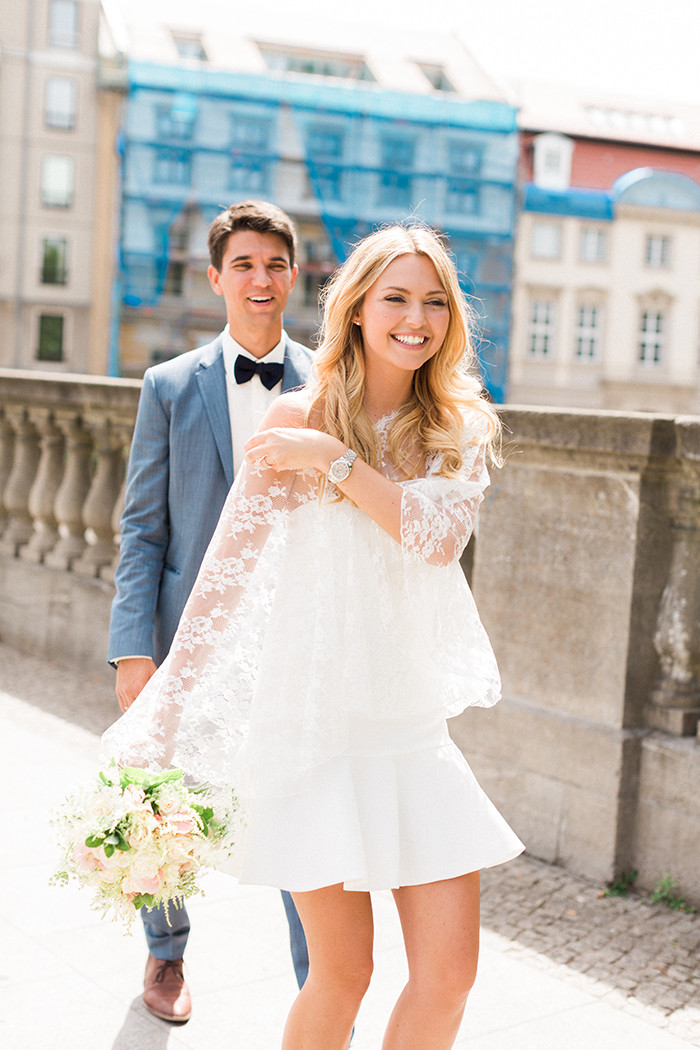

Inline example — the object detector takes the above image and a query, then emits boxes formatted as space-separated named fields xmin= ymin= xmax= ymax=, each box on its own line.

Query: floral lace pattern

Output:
xmin=103 ymin=409 xmax=500 ymax=800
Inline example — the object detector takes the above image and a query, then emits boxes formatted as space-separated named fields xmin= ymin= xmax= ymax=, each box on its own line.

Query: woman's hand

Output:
xmin=244 ymin=427 xmax=346 ymax=475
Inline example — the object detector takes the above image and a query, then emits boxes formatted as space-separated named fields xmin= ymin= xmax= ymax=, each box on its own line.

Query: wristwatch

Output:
xmin=327 ymin=448 xmax=357 ymax=484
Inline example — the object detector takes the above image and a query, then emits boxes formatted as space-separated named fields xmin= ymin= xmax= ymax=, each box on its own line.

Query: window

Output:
xmin=41 ymin=155 xmax=74 ymax=207
xmin=172 ymin=32 xmax=207 ymax=60
xmin=445 ymin=142 xmax=481 ymax=215
xmin=639 ymin=310 xmax=665 ymax=365
xmin=41 ymin=238 xmax=68 ymax=284
xmin=45 ymin=77 xmax=76 ymax=130
xmin=531 ymin=222 xmax=562 ymax=260
xmin=527 ymin=300 xmax=555 ymax=358
xmin=153 ymin=149 xmax=191 ymax=186
xmin=377 ymin=137 xmax=415 ymax=208
xmin=532 ymin=133 xmax=573 ymax=190
xmin=448 ymin=142 xmax=482 ymax=176
xmin=37 ymin=314 xmax=64 ymax=361
xmin=645 ymin=234 xmax=671 ymax=268
xmin=445 ymin=182 xmax=479 ymax=215
xmin=230 ymin=116 xmax=271 ymax=153
xmin=306 ymin=126 xmax=344 ymax=201
xmin=163 ymin=262 xmax=185 ymax=297
xmin=48 ymin=0 xmax=78 ymax=48
xmin=418 ymin=64 xmax=455 ymax=92
xmin=156 ymin=101 xmax=196 ymax=141
xmin=229 ymin=158 xmax=268 ymax=194
xmin=579 ymin=227 xmax=606 ymax=264
xmin=260 ymin=45 xmax=373 ymax=81
xmin=574 ymin=304 xmax=602 ymax=361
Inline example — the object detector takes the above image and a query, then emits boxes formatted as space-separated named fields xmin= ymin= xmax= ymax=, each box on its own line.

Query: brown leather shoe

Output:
xmin=143 ymin=954 xmax=192 ymax=1022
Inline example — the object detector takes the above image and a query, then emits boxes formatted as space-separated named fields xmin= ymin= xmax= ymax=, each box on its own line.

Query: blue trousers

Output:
xmin=142 ymin=889 xmax=309 ymax=989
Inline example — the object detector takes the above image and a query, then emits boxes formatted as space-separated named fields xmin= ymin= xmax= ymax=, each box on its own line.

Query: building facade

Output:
xmin=509 ymin=88 xmax=700 ymax=412
xmin=0 ymin=0 xmax=115 ymax=373
xmin=99 ymin=9 xmax=519 ymax=394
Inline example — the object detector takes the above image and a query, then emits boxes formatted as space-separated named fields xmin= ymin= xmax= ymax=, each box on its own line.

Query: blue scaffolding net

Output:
xmin=119 ymin=61 xmax=519 ymax=399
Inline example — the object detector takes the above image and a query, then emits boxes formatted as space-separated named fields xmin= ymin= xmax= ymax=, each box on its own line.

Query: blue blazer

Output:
xmin=108 ymin=333 xmax=314 ymax=666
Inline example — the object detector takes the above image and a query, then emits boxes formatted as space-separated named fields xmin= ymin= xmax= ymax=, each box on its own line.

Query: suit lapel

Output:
xmin=195 ymin=338 xmax=234 ymax=487
xmin=282 ymin=335 xmax=313 ymax=391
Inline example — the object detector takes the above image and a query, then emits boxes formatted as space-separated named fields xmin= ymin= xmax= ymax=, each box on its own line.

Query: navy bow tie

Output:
xmin=233 ymin=354 xmax=284 ymax=390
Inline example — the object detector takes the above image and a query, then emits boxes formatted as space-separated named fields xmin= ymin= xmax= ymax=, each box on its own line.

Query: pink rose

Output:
xmin=72 ymin=842 xmax=104 ymax=873
xmin=122 ymin=868 xmax=164 ymax=896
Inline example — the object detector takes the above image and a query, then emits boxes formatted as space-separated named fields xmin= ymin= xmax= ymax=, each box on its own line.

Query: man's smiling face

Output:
xmin=208 ymin=229 xmax=298 ymax=348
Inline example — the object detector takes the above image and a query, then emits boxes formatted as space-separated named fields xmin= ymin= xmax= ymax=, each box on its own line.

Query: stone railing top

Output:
xmin=499 ymin=403 xmax=698 ymax=462
xmin=0 ymin=368 xmax=142 ymax=420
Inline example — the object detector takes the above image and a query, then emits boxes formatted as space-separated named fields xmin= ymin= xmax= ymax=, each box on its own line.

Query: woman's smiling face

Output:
xmin=356 ymin=253 xmax=450 ymax=380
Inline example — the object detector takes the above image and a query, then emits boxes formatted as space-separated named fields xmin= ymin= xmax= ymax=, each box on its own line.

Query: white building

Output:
xmin=509 ymin=85 xmax=700 ymax=413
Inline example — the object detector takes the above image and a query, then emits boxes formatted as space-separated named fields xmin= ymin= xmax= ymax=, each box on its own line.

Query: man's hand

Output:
xmin=115 ymin=657 xmax=157 ymax=712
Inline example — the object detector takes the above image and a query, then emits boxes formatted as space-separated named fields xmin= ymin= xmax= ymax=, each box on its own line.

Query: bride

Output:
xmin=104 ymin=221 xmax=523 ymax=1050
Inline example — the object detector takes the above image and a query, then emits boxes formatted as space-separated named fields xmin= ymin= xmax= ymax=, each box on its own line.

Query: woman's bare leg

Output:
xmin=382 ymin=871 xmax=480 ymax=1050
xmin=281 ymin=883 xmax=374 ymax=1050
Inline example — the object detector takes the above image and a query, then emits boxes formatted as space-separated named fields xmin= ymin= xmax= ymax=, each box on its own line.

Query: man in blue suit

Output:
xmin=108 ymin=200 xmax=312 ymax=1023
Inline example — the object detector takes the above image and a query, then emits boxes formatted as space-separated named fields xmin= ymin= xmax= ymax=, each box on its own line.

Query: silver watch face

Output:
xmin=329 ymin=460 xmax=351 ymax=483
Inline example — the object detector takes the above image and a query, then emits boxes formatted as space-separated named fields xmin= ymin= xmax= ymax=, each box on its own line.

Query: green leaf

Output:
xmin=85 ymin=834 xmax=105 ymax=848
xmin=104 ymin=843 xmax=114 ymax=858
xmin=132 ymin=893 xmax=155 ymax=911
xmin=120 ymin=766 xmax=183 ymax=791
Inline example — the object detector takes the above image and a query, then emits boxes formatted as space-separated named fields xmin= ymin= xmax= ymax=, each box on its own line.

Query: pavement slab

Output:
xmin=2 ymin=641 xmax=699 ymax=1049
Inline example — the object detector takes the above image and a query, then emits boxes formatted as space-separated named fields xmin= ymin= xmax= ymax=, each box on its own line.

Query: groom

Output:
xmin=108 ymin=200 xmax=312 ymax=1022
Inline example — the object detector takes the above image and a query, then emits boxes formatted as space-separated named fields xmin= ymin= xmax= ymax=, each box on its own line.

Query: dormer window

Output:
xmin=259 ymin=45 xmax=374 ymax=82
xmin=418 ymin=63 xmax=455 ymax=93
xmin=532 ymin=133 xmax=573 ymax=191
xmin=172 ymin=32 xmax=207 ymax=61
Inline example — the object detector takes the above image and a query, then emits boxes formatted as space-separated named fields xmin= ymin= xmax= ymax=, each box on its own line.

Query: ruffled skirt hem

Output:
xmin=220 ymin=726 xmax=524 ymax=893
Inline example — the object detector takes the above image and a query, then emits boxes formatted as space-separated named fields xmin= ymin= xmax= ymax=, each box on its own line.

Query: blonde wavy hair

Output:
xmin=308 ymin=223 xmax=501 ymax=478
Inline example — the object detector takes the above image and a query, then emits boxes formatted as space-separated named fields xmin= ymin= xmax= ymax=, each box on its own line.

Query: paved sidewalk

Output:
xmin=2 ymin=640 xmax=699 ymax=1049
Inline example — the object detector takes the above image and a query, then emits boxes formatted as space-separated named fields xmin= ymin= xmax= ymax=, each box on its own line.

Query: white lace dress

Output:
xmin=103 ymin=411 xmax=524 ymax=892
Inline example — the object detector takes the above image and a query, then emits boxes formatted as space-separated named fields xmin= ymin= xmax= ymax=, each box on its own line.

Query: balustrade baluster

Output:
xmin=0 ymin=409 xmax=15 ymax=537
xmin=100 ymin=424 xmax=131 ymax=584
xmin=0 ymin=408 xmax=41 ymax=556
xmin=44 ymin=414 xmax=93 ymax=571
xmin=73 ymin=416 xmax=124 ymax=577
xmin=20 ymin=410 xmax=66 ymax=563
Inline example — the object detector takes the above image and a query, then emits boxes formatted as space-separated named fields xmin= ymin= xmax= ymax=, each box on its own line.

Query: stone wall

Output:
xmin=1 ymin=370 xmax=699 ymax=903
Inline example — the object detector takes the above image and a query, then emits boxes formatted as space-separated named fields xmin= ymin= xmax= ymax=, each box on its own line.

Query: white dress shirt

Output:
xmin=221 ymin=325 xmax=286 ymax=475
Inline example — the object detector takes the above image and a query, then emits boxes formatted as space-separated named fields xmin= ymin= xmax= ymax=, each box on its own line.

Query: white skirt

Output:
xmin=225 ymin=717 xmax=524 ymax=892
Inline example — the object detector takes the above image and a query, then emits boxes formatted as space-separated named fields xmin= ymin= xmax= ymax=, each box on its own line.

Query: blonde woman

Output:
xmin=104 ymin=223 xmax=524 ymax=1050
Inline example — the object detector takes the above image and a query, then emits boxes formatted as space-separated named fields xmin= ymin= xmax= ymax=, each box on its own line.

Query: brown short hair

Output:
xmin=207 ymin=200 xmax=298 ymax=272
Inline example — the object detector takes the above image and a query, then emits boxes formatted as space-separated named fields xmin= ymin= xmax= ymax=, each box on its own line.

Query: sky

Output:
xmin=452 ymin=0 xmax=699 ymax=106
xmin=259 ymin=0 xmax=700 ymax=107
xmin=120 ymin=0 xmax=699 ymax=109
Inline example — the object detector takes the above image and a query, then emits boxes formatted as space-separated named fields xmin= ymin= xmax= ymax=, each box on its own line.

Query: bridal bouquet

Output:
xmin=51 ymin=764 xmax=237 ymax=927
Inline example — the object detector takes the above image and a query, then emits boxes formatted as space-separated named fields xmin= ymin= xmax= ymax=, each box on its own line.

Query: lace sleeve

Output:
xmin=101 ymin=457 xmax=307 ymax=780
xmin=400 ymin=419 xmax=491 ymax=567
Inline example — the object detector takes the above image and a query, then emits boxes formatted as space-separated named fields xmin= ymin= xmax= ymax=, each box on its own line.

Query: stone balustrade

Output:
xmin=0 ymin=368 xmax=140 ymax=576
xmin=1 ymin=369 xmax=700 ymax=903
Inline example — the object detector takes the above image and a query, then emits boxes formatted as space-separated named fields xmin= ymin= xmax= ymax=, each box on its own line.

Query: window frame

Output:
xmin=645 ymin=234 xmax=671 ymax=269
xmin=37 ymin=313 xmax=65 ymax=362
xmin=527 ymin=298 xmax=556 ymax=359
xmin=48 ymin=0 xmax=78 ymax=49
xmin=531 ymin=221 xmax=563 ymax=261
xmin=574 ymin=302 xmax=603 ymax=362
xmin=41 ymin=154 xmax=75 ymax=208
xmin=638 ymin=309 xmax=665 ymax=366
xmin=40 ymin=236 xmax=69 ymax=285
xmin=44 ymin=76 xmax=77 ymax=130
